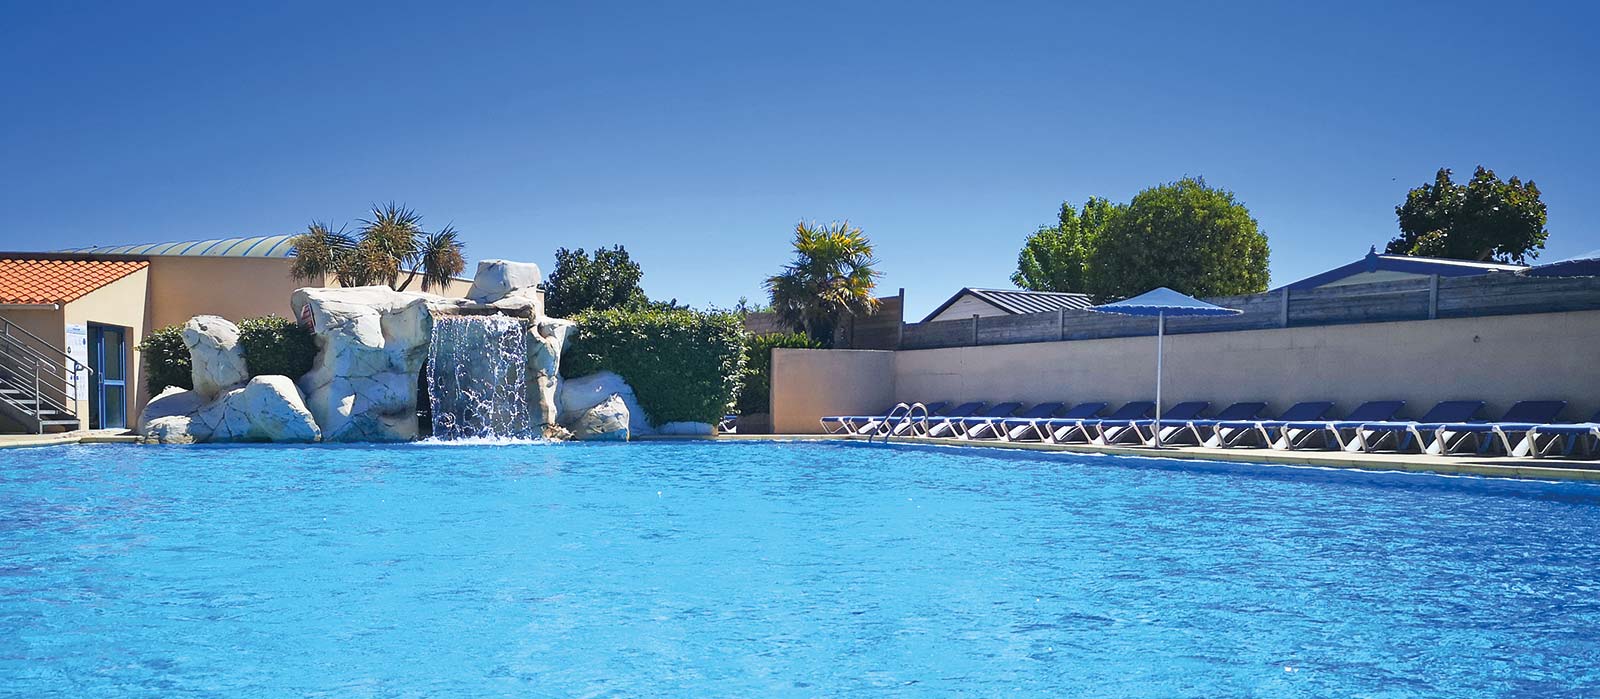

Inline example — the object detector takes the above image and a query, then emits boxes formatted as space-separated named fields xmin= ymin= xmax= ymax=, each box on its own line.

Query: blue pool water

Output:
xmin=2 ymin=442 xmax=1599 ymax=698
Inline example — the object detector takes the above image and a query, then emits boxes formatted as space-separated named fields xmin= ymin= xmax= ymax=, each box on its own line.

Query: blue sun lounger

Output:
xmin=1271 ymin=400 xmax=1405 ymax=451
xmin=823 ymin=401 xmax=949 ymax=435
xmin=948 ymin=402 xmax=1024 ymax=439
xmin=921 ymin=401 xmax=989 ymax=438
xmin=1167 ymin=402 xmax=1269 ymax=447
xmin=1529 ymin=408 xmax=1600 ymax=458
xmin=965 ymin=402 xmax=1063 ymax=440
xmin=1434 ymin=401 xmax=1567 ymax=456
xmin=1046 ymin=401 xmax=1154 ymax=444
xmin=1353 ymin=400 xmax=1486 ymax=454
xmin=1097 ymin=401 xmax=1210 ymax=445
xmin=1006 ymin=402 xmax=1105 ymax=442
xmin=1212 ymin=401 xmax=1337 ymax=449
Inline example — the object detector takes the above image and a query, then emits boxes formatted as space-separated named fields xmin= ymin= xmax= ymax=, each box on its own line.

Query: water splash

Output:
xmin=426 ymin=315 xmax=532 ymax=440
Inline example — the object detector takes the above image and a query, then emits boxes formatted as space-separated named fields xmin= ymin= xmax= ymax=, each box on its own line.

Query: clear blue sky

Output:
xmin=2 ymin=1 xmax=1596 ymax=318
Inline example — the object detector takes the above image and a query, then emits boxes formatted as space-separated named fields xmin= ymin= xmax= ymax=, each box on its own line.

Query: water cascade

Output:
xmin=426 ymin=315 xmax=532 ymax=440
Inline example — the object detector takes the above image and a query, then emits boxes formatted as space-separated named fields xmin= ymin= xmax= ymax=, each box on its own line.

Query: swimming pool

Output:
xmin=3 ymin=441 xmax=1598 ymax=697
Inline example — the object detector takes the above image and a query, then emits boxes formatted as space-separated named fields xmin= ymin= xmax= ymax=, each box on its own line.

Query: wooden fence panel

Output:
xmin=1436 ymin=274 xmax=1600 ymax=317
xmin=1287 ymin=278 xmax=1432 ymax=326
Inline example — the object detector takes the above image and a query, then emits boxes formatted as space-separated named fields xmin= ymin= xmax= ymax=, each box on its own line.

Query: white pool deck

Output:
xmin=5 ymin=430 xmax=1596 ymax=482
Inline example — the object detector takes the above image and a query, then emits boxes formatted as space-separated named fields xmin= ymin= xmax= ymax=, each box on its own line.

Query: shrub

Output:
xmin=237 ymin=315 xmax=318 ymax=380
xmin=562 ymin=307 xmax=746 ymax=425
xmin=136 ymin=324 xmax=192 ymax=396
xmin=735 ymin=332 xmax=820 ymax=415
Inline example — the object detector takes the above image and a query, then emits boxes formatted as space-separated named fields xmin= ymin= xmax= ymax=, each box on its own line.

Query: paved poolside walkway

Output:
xmin=0 ymin=430 xmax=140 ymax=449
xmin=703 ymin=433 xmax=1600 ymax=482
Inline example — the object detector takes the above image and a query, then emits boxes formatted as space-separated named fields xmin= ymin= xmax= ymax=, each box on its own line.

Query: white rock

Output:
xmin=527 ymin=318 xmax=578 ymax=429
xmin=140 ymin=375 xmax=318 ymax=444
xmin=557 ymin=370 xmax=655 ymax=436
xmin=137 ymin=386 xmax=205 ymax=435
xmin=182 ymin=315 xmax=249 ymax=399
xmin=563 ymin=393 xmax=629 ymax=441
xmin=466 ymin=259 xmax=543 ymax=303
xmin=291 ymin=286 xmax=434 ymax=442
xmin=656 ymin=422 xmax=714 ymax=436
xmin=192 ymin=375 xmax=320 ymax=443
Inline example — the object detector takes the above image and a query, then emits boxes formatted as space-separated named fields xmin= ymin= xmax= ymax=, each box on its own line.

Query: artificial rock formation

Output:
xmin=141 ymin=376 xmax=320 ymax=444
xmin=562 ymin=393 xmax=630 ymax=441
xmin=291 ymin=286 xmax=435 ymax=442
xmin=556 ymin=370 xmax=654 ymax=437
xmin=465 ymin=259 xmax=545 ymax=317
xmin=183 ymin=315 xmax=250 ymax=399
xmin=529 ymin=317 xmax=577 ymax=438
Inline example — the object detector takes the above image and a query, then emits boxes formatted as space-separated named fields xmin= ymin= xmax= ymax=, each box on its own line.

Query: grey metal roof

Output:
xmin=59 ymin=234 xmax=299 ymax=258
xmin=922 ymin=287 xmax=1094 ymax=322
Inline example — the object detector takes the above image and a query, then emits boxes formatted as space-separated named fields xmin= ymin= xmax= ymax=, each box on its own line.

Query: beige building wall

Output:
xmin=63 ymin=268 xmax=150 ymax=428
xmin=770 ymin=349 xmax=896 ymax=434
xmin=772 ymin=310 xmax=1600 ymax=433
xmin=145 ymin=257 xmax=314 ymax=329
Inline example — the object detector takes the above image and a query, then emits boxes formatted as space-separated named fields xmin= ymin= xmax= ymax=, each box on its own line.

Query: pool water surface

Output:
xmin=2 ymin=441 xmax=1598 ymax=697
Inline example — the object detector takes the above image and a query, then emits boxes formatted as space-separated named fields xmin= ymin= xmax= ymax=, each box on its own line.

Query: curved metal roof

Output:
xmin=59 ymin=234 xmax=299 ymax=258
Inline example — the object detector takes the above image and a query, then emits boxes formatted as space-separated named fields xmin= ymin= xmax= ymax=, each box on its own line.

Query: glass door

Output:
xmin=89 ymin=324 xmax=127 ymax=430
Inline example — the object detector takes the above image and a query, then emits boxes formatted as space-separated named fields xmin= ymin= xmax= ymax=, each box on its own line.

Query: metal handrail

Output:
xmin=872 ymin=402 xmax=929 ymax=443
xmin=0 ymin=341 xmax=76 ymax=408
xmin=0 ymin=317 xmax=90 ymax=377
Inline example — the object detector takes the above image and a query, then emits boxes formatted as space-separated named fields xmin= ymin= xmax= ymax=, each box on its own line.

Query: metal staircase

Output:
xmin=0 ymin=318 xmax=88 ymax=433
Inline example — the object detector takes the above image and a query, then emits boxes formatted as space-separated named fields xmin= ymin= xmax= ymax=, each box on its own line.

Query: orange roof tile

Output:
xmin=0 ymin=258 xmax=149 ymax=305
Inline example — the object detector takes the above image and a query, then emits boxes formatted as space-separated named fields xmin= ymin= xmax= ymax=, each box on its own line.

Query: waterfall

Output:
xmin=426 ymin=315 xmax=532 ymax=440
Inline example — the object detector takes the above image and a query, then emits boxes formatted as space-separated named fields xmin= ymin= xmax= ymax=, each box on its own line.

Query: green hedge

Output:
xmin=238 ymin=315 xmax=318 ymax=380
xmin=562 ymin=307 xmax=746 ymax=425
xmin=735 ymin=331 xmax=820 ymax=414
xmin=136 ymin=324 xmax=192 ymax=396
xmin=135 ymin=316 xmax=319 ymax=397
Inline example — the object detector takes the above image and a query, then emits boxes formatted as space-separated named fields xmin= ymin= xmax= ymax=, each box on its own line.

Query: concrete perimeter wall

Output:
xmin=770 ymin=349 xmax=895 ymax=434
xmin=771 ymin=310 xmax=1600 ymax=433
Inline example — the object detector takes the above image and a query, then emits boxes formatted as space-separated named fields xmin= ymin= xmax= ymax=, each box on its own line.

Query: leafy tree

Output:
xmin=1386 ymin=166 xmax=1548 ymax=264
xmin=1086 ymin=177 xmax=1269 ymax=300
xmin=543 ymin=245 xmax=650 ymax=318
xmin=765 ymin=220 xmax=882 ymax=345
xmin=289 ymin=203 xmax=466 ymax=292
xmin=237 ymin=315 xmax=318 ymax=380
xmin=136 ymin=325 xmax=192 ymax=396
xmin=1012 ymin=197 xmax=1121 ymax=293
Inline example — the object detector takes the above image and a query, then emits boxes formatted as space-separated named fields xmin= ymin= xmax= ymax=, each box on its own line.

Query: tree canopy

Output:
xmin=1012 ymin=197 xmax=1120 ymax=293
xmin=543 ymin=245 xmax=650 ymax=318
xmin=765 ymin=221 xmax=881 ymax=345
xmin=1086 ymin=177 xmax=1270 ymax=300
xmin=1386 ymin=166 xmax=1548 ymax=264
xmin=290 ymin=203 xmax=465 ymax=293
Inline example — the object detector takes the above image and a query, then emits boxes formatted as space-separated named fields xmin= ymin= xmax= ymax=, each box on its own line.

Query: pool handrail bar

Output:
xmin=873 ymin=402 xmax=929 ymax=443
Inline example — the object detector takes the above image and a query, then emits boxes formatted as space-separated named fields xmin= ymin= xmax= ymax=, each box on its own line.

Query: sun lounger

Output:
xmin=1434 ymin=401 xmax=1566 ymax=456
xmin=1168 ymin=402 xmax=1268 ymax=447
xmin=1270 ymin=401 xmax=1405 ymax=451
xmin=1217 ymin=401 xmax=1337 ymax=449
xmin=1097 ymin=401 xmax=1210 ymax=446
xmin=949 ymin=402 xmax=1024 ymax=439
xmin=1529 ymin=408 xmax=1600 ymax=458
xmin=1352 ymin=400 xmax=1485 ymax=454
xmin=1045 ymin=401 xmax=1153 ymax=444
xmin=965 ymin=402 xmax=1063 ymax=440
xmin=920 ymin=401 xmax=988 ymax=438
xmin=1006 ymin=402 xmax=1105 ymax=442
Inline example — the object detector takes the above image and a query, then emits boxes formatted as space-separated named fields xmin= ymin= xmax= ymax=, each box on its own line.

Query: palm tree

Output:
xmin=765 ymin=220 xmax=882 ymax=345
xmin=290 ymin=203 xmax=466 ymax=293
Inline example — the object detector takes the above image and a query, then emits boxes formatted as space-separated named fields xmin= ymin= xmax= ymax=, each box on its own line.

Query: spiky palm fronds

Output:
xmin=289 ymin=222 xmax=356 ymax=284
xmin=409 ymin=225 xmax=466 ymax=293
xmin=359 ymin=202 xmax=424 ymax=286
xmin=765 ymin=220 xmax=882 ymax=344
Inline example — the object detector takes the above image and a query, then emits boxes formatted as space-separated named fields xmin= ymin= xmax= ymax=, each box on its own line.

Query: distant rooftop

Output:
xmin=1279 ymin=248 xmax=1526 ymax=291
xmin=59 ymin=234 xmax=299 ymax=258
xmin=922 ymin=287 xmax=1094 ymax=322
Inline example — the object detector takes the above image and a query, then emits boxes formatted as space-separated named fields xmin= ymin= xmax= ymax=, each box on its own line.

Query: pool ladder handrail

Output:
xmin=872 ymin=402 xmax=929 ymax=443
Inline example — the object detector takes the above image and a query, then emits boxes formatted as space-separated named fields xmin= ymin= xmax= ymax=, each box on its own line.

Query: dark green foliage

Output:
xmin=562 ymin=307 xmax=746 ymax=426
xmin=237 ymin=315 xmax=318 ymax=380
xmin=136 ymin=324 xmax=192 ymax=396
xmin=735 ymin=332 xmax=821 ymax=415
xmin=1386 ymin=166 xmax=1548 ymax=264
xmin=1087 ymin=177 xmax=1270 ymax=300
xmin=1012 ymin=197 xmax=1121 ymax=293
xmin=544 ymin=245 xmax=650 ymax=319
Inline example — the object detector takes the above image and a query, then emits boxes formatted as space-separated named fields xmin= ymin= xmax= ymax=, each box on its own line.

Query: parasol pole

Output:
xmin=1154 ymin=311 xmax=1164 ymax=449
